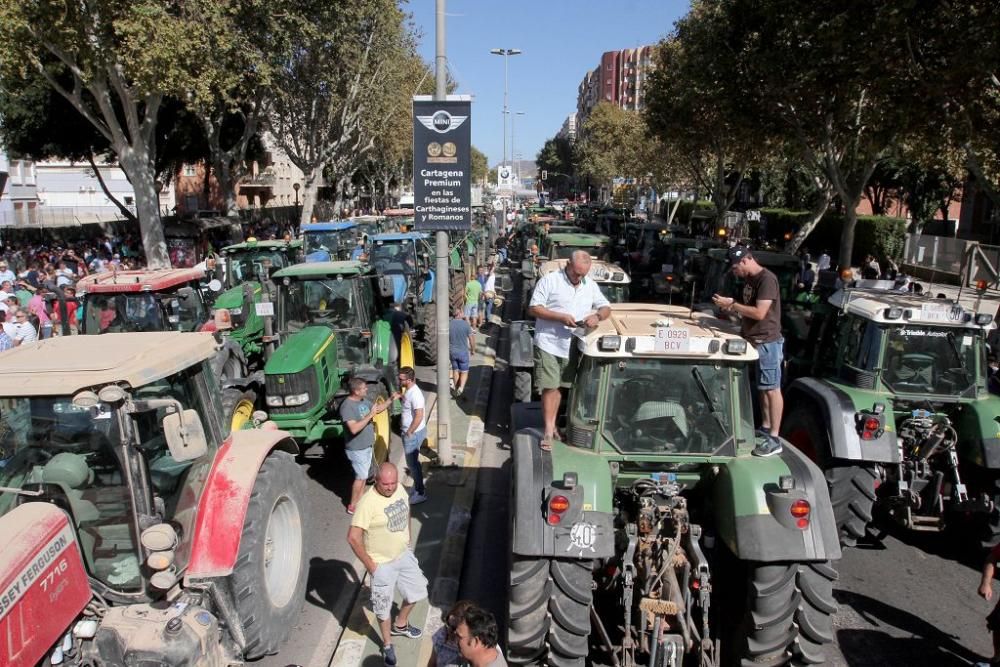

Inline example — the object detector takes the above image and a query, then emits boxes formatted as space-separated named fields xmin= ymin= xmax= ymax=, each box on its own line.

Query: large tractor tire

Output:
xmin=513 ymin=370 xmax=533 ymax=403
xmin=229 ymin=450 xmax=308 ymax=658
xmin=507 ymin=556 xmax=551 ymax=664
xmin=506 ymin=557 xmax=592 ymax=667
xmin=222 ymin=387 xmax=257 ymax=435
xmin=729 ymin=560 xmax=836 ymax=667
xmin=782 ymin=407 xmax=877 ymax=548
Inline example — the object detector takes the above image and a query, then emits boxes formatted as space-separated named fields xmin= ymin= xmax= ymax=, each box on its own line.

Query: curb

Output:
xmin=329 ymin=330 xmax=496 ymax=667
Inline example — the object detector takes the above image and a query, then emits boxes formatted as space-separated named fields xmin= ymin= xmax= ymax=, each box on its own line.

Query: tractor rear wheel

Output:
xmin=728 ymin=560 xmax=836 ymax=667
xmin=782 ymin=407 xmax=877 ymax=547
xmin=548 ymin=559 xmax=592 ymax=666
xmin=229 ymin=450 xmax=308 ymax=658
xmin=507 ymin=556 xmax=551 ymax=665
xmin=366 ymin=383 xmax=391 ymax=470
xmin=222 ymin=388 xmax=257 ymax=435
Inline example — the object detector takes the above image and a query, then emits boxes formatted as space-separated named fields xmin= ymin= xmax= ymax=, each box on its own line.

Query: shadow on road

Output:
xmin=304 ymin=451 xmax=354 ymax=510
xmin=857 ymin=521 xmax=985 ymax=573
xmin=305 ymin=556 xmax=361 ymax=612
xmin=835 ymin=590 xmax=987 ymax=666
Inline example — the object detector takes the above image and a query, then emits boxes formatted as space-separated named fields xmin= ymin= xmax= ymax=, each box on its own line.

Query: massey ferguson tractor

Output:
xmin=508 ymin=304 xmax=841 ymax=666
xmin=75 ymin=268 xmax=261 ymax=433
xmin=781 ymin=283 xmax=1000 ymax=546
xmin=0 ymin=332 xmax=308 ymax=665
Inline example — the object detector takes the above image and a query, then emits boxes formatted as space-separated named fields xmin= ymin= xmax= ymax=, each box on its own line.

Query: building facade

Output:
xmin=576 ymin=45 xmax=657 ymax=132
xmin=557 ymin=114 xmax=577 ymax=142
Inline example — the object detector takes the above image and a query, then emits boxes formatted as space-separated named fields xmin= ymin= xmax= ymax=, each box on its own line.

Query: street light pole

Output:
xmin=512 ymin=111 xmax=525 ymax=185
xmin=490 ymin=48 xmax=521 ymax=203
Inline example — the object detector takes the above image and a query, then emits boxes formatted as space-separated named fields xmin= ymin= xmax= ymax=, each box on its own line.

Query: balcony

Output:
xmin=241 ymin=171 xmax=276 ymax=188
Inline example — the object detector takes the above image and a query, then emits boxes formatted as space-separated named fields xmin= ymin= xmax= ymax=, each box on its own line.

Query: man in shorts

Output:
xmin=528 ymin=250 xmax=610 ymax=450
xmin=712 ymin=245 xmax=784 ymax=456
xmin=464 ymin=273 xmax=483 ymax=325
xmin=347 ymin=462 xmax=428 ymax=666
xmin=339 ymin=377 xmax=388 ymax=514
xmin=449 ymin=306 xmax=475 ymax=396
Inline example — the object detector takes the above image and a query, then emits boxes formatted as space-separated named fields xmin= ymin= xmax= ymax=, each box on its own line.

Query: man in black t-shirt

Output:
xmin=712 ymin=246 xmax=784 ymax=456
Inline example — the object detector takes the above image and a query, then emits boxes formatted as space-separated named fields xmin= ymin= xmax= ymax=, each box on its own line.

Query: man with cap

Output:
xmin=712 ymin=245 xmax=784 ymax=457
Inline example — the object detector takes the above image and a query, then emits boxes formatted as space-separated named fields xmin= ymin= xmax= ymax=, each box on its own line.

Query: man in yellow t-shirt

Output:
xmin=347 ymin=462 xmax=428 ymax=666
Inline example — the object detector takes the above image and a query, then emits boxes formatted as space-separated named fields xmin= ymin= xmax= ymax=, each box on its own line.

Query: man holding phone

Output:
xmin=528 ymin=250 xmax=610 ymax=450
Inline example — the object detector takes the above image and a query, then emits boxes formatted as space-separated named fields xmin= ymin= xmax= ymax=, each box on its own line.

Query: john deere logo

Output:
xmin=417 ymin=110 xmax=468 ymax=134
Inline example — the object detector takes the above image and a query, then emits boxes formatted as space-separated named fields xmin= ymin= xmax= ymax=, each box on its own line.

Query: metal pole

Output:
xmin=434 ymin=0 xmax=453 ymax=467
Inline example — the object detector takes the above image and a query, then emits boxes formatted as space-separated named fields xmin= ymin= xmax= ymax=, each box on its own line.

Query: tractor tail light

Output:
xmin=791 ymin=499 xmax=811 ymax=529
xmin=547 ymin=494 xmax=570 ymax=525
xmin=857 ymin=411 xmax=884 ymax=441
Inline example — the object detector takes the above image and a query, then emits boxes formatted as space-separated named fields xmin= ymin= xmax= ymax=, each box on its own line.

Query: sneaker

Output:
xmin=409 ymin=491 xmax=428 ymax=505
xmin=346 ymin=504 xmax=356 ymax=515
xmin=755 ymin=427 xmax=772 ymax=439
xmin=391 ymin=622 xmax=423 ymax=639
xmin=382 ymin=644 xmax=397 ymax=666
xmin=449 ymin=378 xmax=455 ymax=390
xmin=753 ymin=434 xmax=783 ymax=457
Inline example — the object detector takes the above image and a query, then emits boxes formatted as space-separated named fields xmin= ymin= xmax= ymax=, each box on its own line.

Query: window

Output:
xmin=182 ymin=164 xmax=196 ymax=177
xmin=124 ymin=196 xmax=134 ymax=206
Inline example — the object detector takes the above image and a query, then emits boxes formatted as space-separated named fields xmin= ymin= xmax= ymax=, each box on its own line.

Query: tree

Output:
xmin=575 ymin=103 xmax=648 ymax=199
xmin=266 ymin=0 xmax=416 ymax=225
xmin=471 ymin=146 xmax=489 ymax=186
xmin=645 ymin=15 xmax=764 ymax=228
xmin=536 ymin=136 xmax=576 ymax=196
xmin=709 ymin=0 xmax=922 ymax=266
xmin=0 ymin=0 xmax=214 ymax=268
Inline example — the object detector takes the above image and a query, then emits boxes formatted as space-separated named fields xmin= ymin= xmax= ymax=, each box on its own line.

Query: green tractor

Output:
xmin=781 ymin=283 xmax=1000 ymax=545
xmin=212 ymin=237 xmax=302 ymax=363
xmin=508 ymin=304 xmax=840 ymax=666
xmin=262 ymin=261 xmax=414 ymax=459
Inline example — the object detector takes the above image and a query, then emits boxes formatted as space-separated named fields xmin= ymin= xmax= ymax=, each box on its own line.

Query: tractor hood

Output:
xmin=213 ymin=283 xmax=257 ymax=310
xmin=266 ymin=326 xmax=335 ymax=375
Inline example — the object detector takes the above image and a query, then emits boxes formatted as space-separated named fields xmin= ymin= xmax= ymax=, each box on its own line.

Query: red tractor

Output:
xmin=0 ymin=332 xmax=307 ymax=664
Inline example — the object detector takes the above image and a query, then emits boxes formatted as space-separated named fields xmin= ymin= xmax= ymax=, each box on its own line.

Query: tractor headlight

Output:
xmin=266 ymin=396 xmax=285 ymax=407
xmin=230 ymin=307 xmax=243 ymax=316
xmin=976 ymin=313 xmax=994 ymax=326
xmin=724 ymin=339 xmax=748 ymax=355
xmin=284 ymin=392 xmax=310 ymax=407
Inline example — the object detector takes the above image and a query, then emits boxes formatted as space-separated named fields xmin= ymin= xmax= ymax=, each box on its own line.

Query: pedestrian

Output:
xmin=480 ymin=264 xmax=497 ymax=328
xmin=340 ymin=377 xmax=389 ymax=515
xmin=0 ymin=312 xmax=13 ymax=352
xmin=428 ymin=599 xmax=475 ymax=667
xmin=528 ymin=249 xmax=610 ymax=450
xmin=0 ymin=261 xmax=15 ymax=285
xmin=711 ymin=245 xmax=784 ymax=457
xmin=11 ymin=308 xmax=37 ymax=346
xmin=464 ymin=272 xmax=482 ymax=327
xmin=817 ymin=250 xmax=831 ymax=272
xmin=394 ymin=366 xmax=427 ymax=504
xmin=449 ymin=306 xmax=475 ymax=396
xmin=798 ymin=253 xmax=815 ymax=291
xmin=455 ymin=605 xmax=507 ymax=667
xmin=347 ymin=462 xmax=428 ymax=667
xmin=976 ymin=543 xmax=1000 ymax=667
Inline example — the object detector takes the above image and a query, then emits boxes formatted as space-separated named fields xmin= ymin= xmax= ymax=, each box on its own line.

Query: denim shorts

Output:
xmin=464 ymin=303 xmax=479 ymax=318
xmin=755 ymin=338 xmax=784 ymax=390
xmin=345 ymin=446 xmax=373 ymax=480
xmin=450 ymin=352 xmax=470 ymax=372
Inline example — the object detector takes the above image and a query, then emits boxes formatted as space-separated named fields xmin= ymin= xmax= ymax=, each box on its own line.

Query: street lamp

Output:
xmin=292 ymin=182 xmax=301 ymax=232
xmin=489 ymin=48 xmax=521 ymax=182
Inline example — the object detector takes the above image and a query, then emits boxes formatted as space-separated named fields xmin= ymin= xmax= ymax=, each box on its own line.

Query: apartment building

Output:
xmin=576 ymin=45 xmax=657 ymax=132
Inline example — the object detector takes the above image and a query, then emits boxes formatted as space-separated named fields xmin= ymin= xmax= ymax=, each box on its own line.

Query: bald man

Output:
xmin=528 ymin=249 xmax=610 ymax=450
xmin=348 ymin=463 xmax=428 ymax=666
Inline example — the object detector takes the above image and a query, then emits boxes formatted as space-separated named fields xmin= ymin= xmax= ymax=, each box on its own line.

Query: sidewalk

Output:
xmin=329 ymin=325 xmax=498 ymax=667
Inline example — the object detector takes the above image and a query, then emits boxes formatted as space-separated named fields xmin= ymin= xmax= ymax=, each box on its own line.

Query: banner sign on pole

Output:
xmin=413 ymin=95 xmax=472 ymax=231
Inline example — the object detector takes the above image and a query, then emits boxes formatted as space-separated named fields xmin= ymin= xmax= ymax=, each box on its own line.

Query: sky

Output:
xmin=411 ymin=0 xmax=690 ymax=168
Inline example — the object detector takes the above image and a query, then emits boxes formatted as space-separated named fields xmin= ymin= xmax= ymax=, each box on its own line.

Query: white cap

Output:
xmin=0 ymin=292 xmax=10 ymax=302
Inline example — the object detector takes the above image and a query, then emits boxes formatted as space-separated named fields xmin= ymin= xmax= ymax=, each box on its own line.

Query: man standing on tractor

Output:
xmin=347 ymin=462 xmax=428 ymax=667
xmin=712 ymin=245 xmax=784 ymax=457
xmin=528 ymin=249 xmax=610 ymax=451
xmin=340 ymin=377 xmax=389 ymax=515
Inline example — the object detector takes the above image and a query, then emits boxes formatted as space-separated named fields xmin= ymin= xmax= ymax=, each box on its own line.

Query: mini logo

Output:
xmin=417 ymin=110 xmax=468 ymax=134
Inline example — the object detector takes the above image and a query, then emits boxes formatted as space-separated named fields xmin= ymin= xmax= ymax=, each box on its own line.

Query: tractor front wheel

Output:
xmin=222 ymin=388 xmax=257 ymax=435
xmin=228 ymin=450 xmax=308 ymax=659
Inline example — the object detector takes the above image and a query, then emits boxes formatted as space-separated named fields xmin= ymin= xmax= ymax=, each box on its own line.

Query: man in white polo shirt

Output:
xmin=528 ymin=250 xmax=610 ymax=450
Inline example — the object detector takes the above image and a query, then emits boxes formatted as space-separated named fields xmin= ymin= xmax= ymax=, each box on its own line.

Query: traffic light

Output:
xmin=541 ymin=170 xmax=548 ymax=181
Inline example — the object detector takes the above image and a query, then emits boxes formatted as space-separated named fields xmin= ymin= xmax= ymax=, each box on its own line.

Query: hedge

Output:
xmin=760 ymin=208 xmax=906 ymax=265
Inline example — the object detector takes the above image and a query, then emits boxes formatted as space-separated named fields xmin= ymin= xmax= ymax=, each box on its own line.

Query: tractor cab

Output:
xmin=76 ymin=268 xmax=212 ymax=334
xmin=264 ymin=261 xmax=405 ymax=447
xmin=544 ymin=232 xmax=612 ymax=262
xmin=301 ymin=221 xmax=360 ymax=262
xmin=0 ymin=333 xmax=307 ymax=664
xmin=369 ymin=231 xmax=432 ymax=305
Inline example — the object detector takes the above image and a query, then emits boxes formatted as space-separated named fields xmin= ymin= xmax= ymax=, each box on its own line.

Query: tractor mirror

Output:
xmin=163 ymin=409 xmax=208 ymax=462
xmin=207 ymin=279 xmax=223 ymax=292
